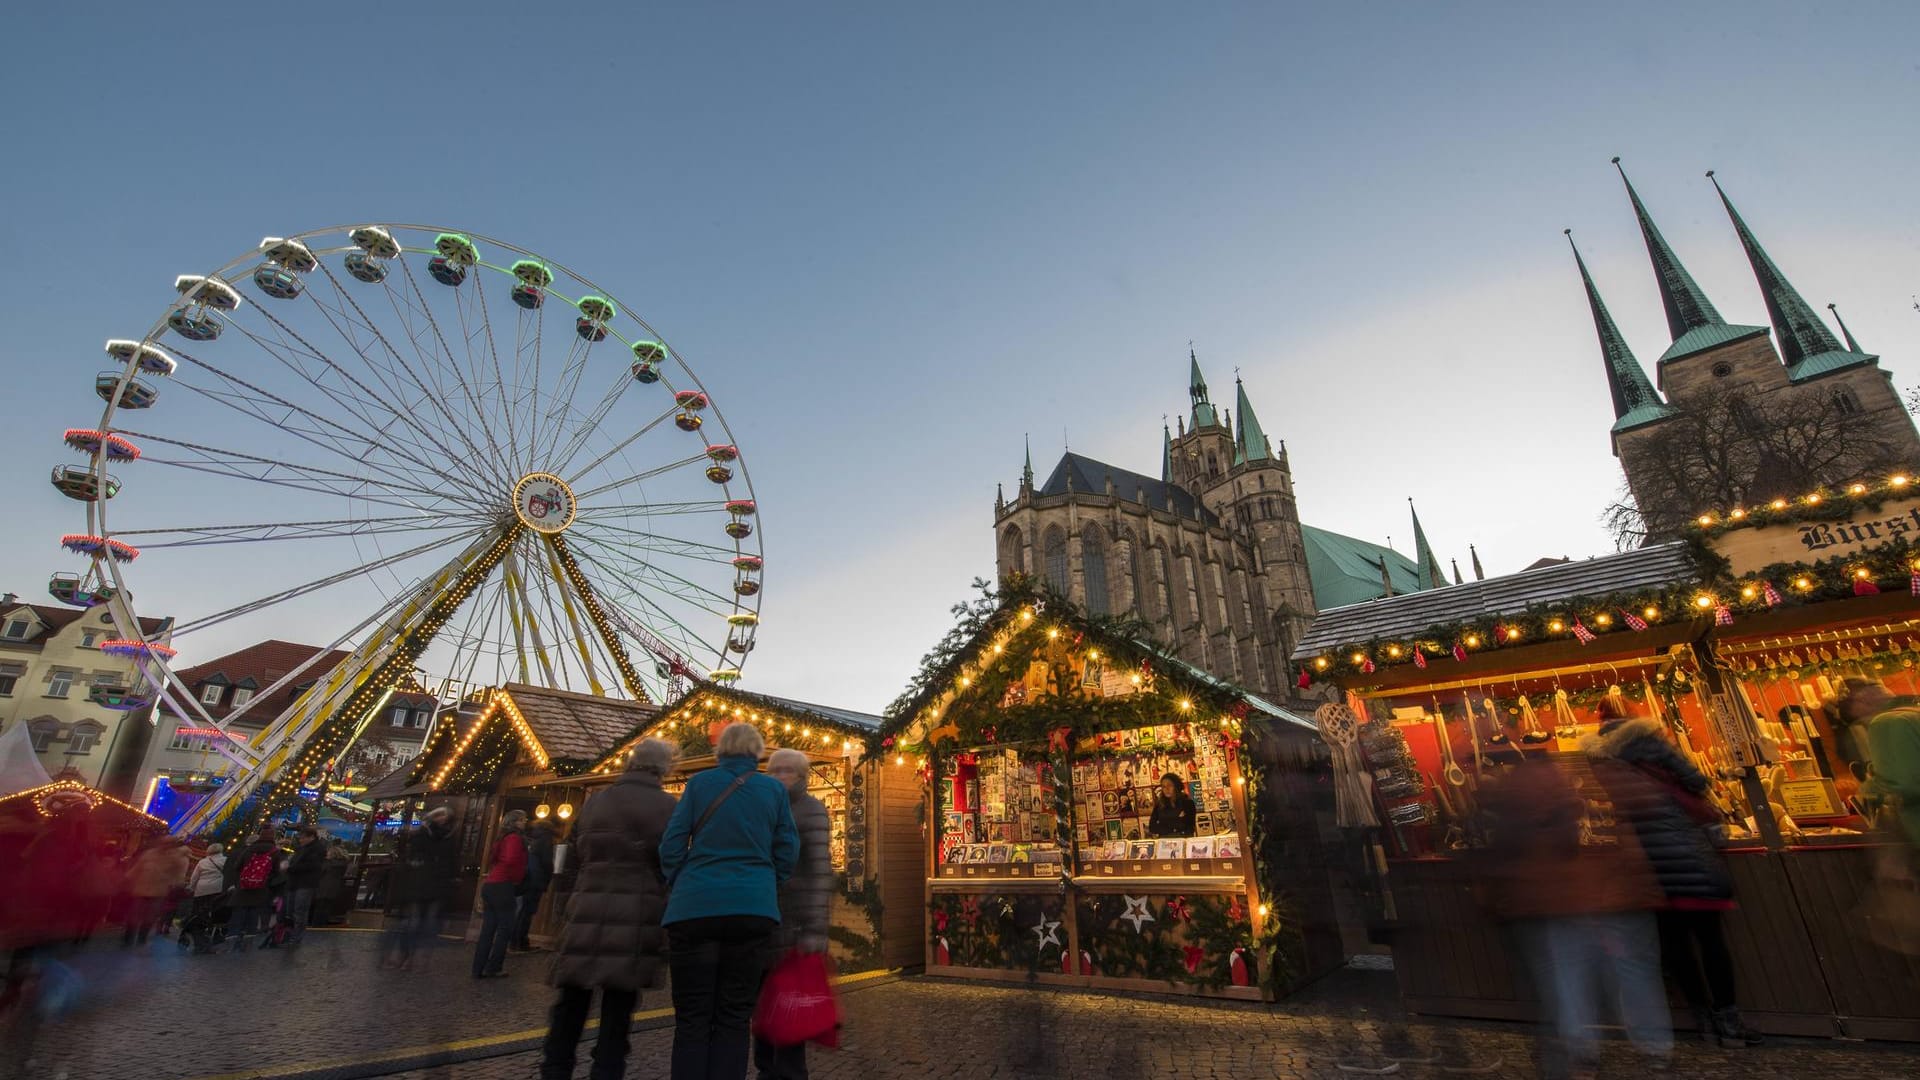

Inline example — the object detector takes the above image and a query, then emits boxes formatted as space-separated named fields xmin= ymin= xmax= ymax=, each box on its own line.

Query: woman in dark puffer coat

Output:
xmin=540 ymin=737 xmax=680 ymax=1080
xmin=1585 ymin=700 xmax=1762 ymax=1048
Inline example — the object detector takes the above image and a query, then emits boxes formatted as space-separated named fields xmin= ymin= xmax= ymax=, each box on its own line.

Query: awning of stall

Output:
xmin=360 ymin=758 xmax=433 ymax=802
xmin=587 ymin=681 xmax=883 ymax=774
xmin=877 ymin=578 xmax=1307 ymax=753
xmin=417 ymin=684 xmax=658 ymax=794
xmin=0 ymin=779 xmax=168 ymax=833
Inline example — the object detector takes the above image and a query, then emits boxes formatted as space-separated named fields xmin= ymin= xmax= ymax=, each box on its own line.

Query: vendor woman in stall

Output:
xmin=1148 ymin=772 xmax=1196 ymax=838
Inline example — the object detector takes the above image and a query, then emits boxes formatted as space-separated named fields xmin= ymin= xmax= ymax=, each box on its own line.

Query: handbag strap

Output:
xmin=686 ymin=774 xmax=750 ymax=856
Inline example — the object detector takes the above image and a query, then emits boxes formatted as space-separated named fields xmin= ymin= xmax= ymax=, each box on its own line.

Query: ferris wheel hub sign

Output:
xmin=512 ymin=472 xmax=577 ymax=534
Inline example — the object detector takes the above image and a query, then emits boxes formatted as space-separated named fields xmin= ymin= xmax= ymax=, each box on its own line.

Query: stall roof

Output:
xmin=587 ymin=682 xmax=883 ymax=774
xmin=501 ymin=683 xmax=661 ymax=767
xmin=360 ymin=758 xmax=432 ymax=802
xmin=1293 ymin=541 xmax=1700 ymax=657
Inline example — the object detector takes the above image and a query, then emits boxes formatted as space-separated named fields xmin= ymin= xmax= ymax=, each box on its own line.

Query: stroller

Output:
xmin=178 ymin=894 xmax=231 ymax=954
xmin=260 ymin=895 xmax=293 ymax=949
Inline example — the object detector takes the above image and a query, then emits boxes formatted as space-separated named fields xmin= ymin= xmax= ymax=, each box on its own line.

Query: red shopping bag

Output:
xmin=753 ymin=951 xmax=842 ymax=1048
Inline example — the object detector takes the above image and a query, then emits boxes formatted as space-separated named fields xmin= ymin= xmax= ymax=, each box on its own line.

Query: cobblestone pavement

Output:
xmin=7 ymin=929 xmax=1918 ymax=1080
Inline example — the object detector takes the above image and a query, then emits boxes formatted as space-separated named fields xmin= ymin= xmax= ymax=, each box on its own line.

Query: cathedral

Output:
xmin=994 ymin=355 xmax=1454 ymax=703
xmin=1576 ymin=162 xmax=1920 ymax=536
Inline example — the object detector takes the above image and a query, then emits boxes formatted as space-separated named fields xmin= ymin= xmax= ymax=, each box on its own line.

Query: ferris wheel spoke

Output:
xmin=574 ymin=500 xmax=730 ymax=519
xmin=111 ymin=515 xmax=482 ymax=549
xmin=161 ymin=343 xmax=491 ymax=504
xmin=296 ymin=268 xmax=517 ymax=494
xmin=308 ymin=261 xmax=516 ymax=491
xmin=567 ymin=520 xmax=742 ymax=565
xmin=390 ymin=257 xmax=519 ymax=485
xmin=119 ymin=430 xmax=477 ymax=515
xmin=573 ymin=559 xmax=728 ymax=673
xmin=376 ymin=264 xmax=512 ymax=485
xmin=463 ymin=268 xmax=526 ymax=476
xmin=233 ymin=291 xmax=498 ymax=496
xmin=169 ymin=530 xmax=472 ymax=636
xmin=564 ymin=404 xmax=681 ymax=487
xmin=570 ymin=534 xmax=738 ymax=617
xmin=573 ymin=453 xmax=709 ymax=502
xmin=535 ymin=331 xmax=599 ymax=466
xmin=550 ymin=363 xmax=640 ymax=479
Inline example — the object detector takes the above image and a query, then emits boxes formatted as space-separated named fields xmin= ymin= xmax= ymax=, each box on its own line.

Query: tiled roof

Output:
xmin=161 ymin=640 xmax=350 ymax=727
xmin=0 ymin=603 xmax=170 ymax=649
xmin=1292 ymin=541 xmax=1700 ymax=656
xmin=738 ymin=692 xmax=882 ymax=733
xmin=502 ymin=683 xmax=659 ymax=767
xmin=1038 ymin=453 xmax=1215 ymax=523
xmin=1302 ymin=526 xmax=1424 ymax=610
xmin=1787 ymin=349 xmax=1878 ymax=384
xmin=1656 ymin=323 xmax=1769 ymax=366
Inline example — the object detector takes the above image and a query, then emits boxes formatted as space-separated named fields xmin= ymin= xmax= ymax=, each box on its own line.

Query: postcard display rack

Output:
xmin=928 ymin=721 xmax=1264 ymax=998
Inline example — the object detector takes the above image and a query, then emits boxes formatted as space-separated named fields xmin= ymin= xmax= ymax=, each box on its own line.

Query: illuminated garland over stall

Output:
xmin=1306 ymin=471 xmax=1920 ymax=681
xmin=589 ymin=681 xmax=880 ymax=774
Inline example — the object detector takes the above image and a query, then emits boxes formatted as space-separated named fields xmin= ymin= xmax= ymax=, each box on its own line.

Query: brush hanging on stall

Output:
xmin=1517 ymin=695 xmax=1550 ymax=744
xmin=1552 ymin=688 xmax=1581 ymax=741
xmin=1315 ymin=700 xmax=1380 ymax=829
xmin=1483 ymin=696 xmax=1508 ymax=746
xmin=1606 ymin=681 xmax=1630 ymax=717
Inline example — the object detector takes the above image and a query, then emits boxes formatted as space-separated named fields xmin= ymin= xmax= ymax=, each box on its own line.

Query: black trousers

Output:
xmin=543 ymin=983 xmax=639 ymax=1080
xmin=752 ymin=1032 xmax=809 ymax=1080
xmin=473 ymin=882 xmax=517 ymax=976
xmin=515 ymin=888 xmax=547 ymax=948
xmin=668 ymin=915 xmax=775 ymax=1080
xmin=1657 ymin=908 xmax=1738 ymax=1011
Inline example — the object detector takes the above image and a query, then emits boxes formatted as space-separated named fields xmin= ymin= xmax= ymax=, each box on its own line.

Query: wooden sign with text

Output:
xmin=1711 ymin=497 xmax=1920 ymax=577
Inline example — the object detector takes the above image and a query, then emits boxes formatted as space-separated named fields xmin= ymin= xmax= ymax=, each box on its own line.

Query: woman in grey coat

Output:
xmin=541 ymin=738 xmax=680 ymax=1080
xmin=755 ymin=748 xmax=835 ymax=1080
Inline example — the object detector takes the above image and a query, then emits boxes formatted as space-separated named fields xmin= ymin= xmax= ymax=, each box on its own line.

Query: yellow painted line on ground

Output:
xmin=189 ymin=968 xmax=904 ymax=1080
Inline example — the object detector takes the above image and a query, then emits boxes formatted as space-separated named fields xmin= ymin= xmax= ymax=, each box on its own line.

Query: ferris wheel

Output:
xmin=54 ymin=225 xmax=763 ymax=837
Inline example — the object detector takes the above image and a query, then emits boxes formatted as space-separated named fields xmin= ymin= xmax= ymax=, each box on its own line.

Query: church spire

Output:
xmin=1161 ymin=419 xmax=1173 ymax=483
xmin=1232 ymin=375 xmax=1272 ymax=463
xmin=1409 ymin=499 xmax=1447 ymax=591
xmin=1707 ymin=171 xmax=1854 ymax=372
xmin=1188 ymin=345 xmax=1219 ymax=429
xmin=1614 ymin=157 xmax=1726 ymax=340
xmin=1828 ymin=303 xmax=1863 ymax=353
xmin=1470 ymin=543 xmax=1485 ymax=581
xmin=1021 ymin=434 xmax=1033 ymax=489
xmin=1567 ymin=229 xmax=1673 ymax=435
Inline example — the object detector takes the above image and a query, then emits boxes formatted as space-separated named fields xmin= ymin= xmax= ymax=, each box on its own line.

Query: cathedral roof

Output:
xmin=1037 ymin=452 xmax=1216 ymax=523
xmin=1302 ymin=526 xmax=1424 ymax=610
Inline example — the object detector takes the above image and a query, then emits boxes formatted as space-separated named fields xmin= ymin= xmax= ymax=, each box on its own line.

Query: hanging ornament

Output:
xmin=1855 ymin=575 xmax=1882 ymax=596
xmin=1183 ymin=945 xmax=1207 ymax=974
xmin=1714 ymin=604 xmax=1734 ymax=626
xmin=1412 ymin=646 xmax=1427 ymax=670
xmin=1030 ymin=914 xmax=1062 ymax=949
xmin=935 ymin=936 xmax=951 ymax=965
xmin=1451 ymin=642 xmax=1469 ymax=662
xmin=1166 ymin=895 xmax=1192 ymax=922
xmin=1119 ymin=895 xmax=1155 ymax=932
xmin=1572 ymin=620 xmax=1596 ymax=645
xmin=1079 ymin=949 xmax=1095 ymax=976
xmin=1296 ymin=667 xmax=1312 ymax=689
xmin=1360 ymin=655 xmax=1376 ymax=674
xmin=1518 ymin=695 xmax=1550 ymax=744
xmin=1763 ymin=582 xmax=1783 ymax=607
xmin=1230 ymin=947 xmax=1254 ymax=987
xmin=1622 ymin=609 xmax=1648 ymax=632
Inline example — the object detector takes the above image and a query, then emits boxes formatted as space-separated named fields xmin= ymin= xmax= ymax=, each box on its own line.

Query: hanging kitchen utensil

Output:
xmin=1482 ymin=696 xmax=1509 ymax=746
xmin=1315 ymin=701 xmax=1380 ymax=828
xmin=1517 ymin=694 xmax=1550 ymax=744
xmin=1432 ymin=705 xmax=1467 ymax=788
xmin=1462 ymin=694 xmax=1486 ymax=776
xmin=1552 ymin=687 xmax=1581 ymax=741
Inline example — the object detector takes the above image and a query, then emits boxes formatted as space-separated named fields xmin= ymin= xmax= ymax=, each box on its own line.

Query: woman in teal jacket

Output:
xmin=660 ymin=722 xmax=797 ymax=1080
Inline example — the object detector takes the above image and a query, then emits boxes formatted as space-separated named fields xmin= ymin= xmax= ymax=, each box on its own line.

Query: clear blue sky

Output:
xmin=4 ymin=2 xmax=1917 ymax=712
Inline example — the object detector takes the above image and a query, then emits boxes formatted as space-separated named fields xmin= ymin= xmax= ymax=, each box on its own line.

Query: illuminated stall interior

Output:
xmin=881 ymin=580 xmax=1343 ymax=1001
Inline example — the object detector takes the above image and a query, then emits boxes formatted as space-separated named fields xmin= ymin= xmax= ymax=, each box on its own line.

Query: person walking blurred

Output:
xmin=223 ymin=827 xmax=282 ymax=953
xmin=1587 ymin=699 xmax=1761 ymax=1048
xmin=473 ymin=809 xmax=529 ymax=978
xmin=540 ymin=738 xmax=679 ymax=1080
xmin=123 ymin=837 xmax=190 ymax=946
xmin=384 ymin=807 xmax=460 ymax=971
xmin=514 ymin=819 xmax=558 ymax=952
xmin=662 ymin=723 xmax=797 ymax=1080
xmin=285 ymin=826 xmax=327 ymax=946
xmin=754 ymin=749 xmax=833 ymax=1080
xmin=185 ymin=842 xmax=229 ymax=954
xmin=1474 ymin=751 xmax=1668 ymax=1078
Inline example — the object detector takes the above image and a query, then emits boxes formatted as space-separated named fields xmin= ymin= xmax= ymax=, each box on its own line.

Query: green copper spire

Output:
xmin=1566 ymin=229 xmax=1674 ymax=435
xmin=1232 ymin=376 xmax=1272 ymax=464
xmin=1613 ymin=157 xmax=1726 ymax=340
xmin=1188 ymin=345 xmax=1219 ymax=429
xmin=1708 ymin=171 xmax=1863 ymax=378
xmin=1828 ymin=303 xmax=1863 ymax=353
xmin=1409 ymin=499 xmax=1448 ymax=591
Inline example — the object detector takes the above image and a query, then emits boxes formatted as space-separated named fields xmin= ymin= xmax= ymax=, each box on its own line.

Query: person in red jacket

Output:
xmin=473 ymin=810 xmax=529 ymax=978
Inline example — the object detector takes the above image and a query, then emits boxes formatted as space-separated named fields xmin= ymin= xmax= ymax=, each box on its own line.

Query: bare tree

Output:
xmin=1604 ymin=384 xmax=1905 ymax=547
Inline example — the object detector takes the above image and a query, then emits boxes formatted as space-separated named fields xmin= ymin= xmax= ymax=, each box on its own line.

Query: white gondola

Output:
xmin=349 ymin=225 xmax=400 ymax=258
xmin=104 ymin=339 xmax=177 ymax=376
xmin=259 ymin=237 xmax=318 ymax=273
xmin=173 ymin=275 xmax=242 ymax=311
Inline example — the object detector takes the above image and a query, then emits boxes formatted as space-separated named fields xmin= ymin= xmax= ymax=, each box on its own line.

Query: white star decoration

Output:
xmin=1120 ymin=895 xmax=1155 ymax=933
xmin=1031 ymin=915 xmax=1062 ymax=949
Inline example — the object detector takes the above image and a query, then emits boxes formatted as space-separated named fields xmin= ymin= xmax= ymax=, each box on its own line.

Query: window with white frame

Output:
xmin=67 ymin=721 xmax=104 ymax=755
xmin=0 ymin=674 xmax=16 ymax=697
xmin=3 ymin=617 xmax=30 ymax=640
xmin=169 ymin=726 xmax=197 ymax=751
xmin=200 ymin=684 xmax=225 ymax=706
xmin=27 ymin=719 xmax=60 ymax=752
xmin=412 ymin=708 xmax=429 ymax=728
xmin=45 ymin=670 xmax=74 ymax=699
xmin=391 ymin=705 xmax=410 ymax=727
xmin=231 ymin=687 xmax=255 ymax=707
xmin=79 ymin=629 xmax=102 ymax=648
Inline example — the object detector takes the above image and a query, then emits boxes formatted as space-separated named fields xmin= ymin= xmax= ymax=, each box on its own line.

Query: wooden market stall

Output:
xmin=1291 ymin=476 xmax=1920 ymax=1040
xmin=880 ymin=583 xmax=1346 ymax=1001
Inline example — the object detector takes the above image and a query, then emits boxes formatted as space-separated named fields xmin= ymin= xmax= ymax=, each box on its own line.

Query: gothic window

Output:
xmin=1127 ymin=534 xmax=1147 ymax=618
xmin=1157 ymin=549 xmax=1176 ymax=625
xmin=1182 ymin=555 xmax=1203 ymax=629
xmin=1207 ymin=453 xmax=1220 ymax=477
xmin=27 ymin=718 xmax=60 ymax=753
xmin=1210 ymin=563 xmax=1231 ymax=628
xmin=1730 ymin=398 xmax=1760 ymax=434
xmin=1832 ymin=388 xmax=1861 ymax=416
xmin=1082 ymin=527 xmax=1111 ymax=615
xmin=1042 ymin=528 xmax=1069 ymax=595
xmin=998 ymin=525 xmax=1026 ymax=579
xmin=1262 ymin=497 xmax=1275 ymax=520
